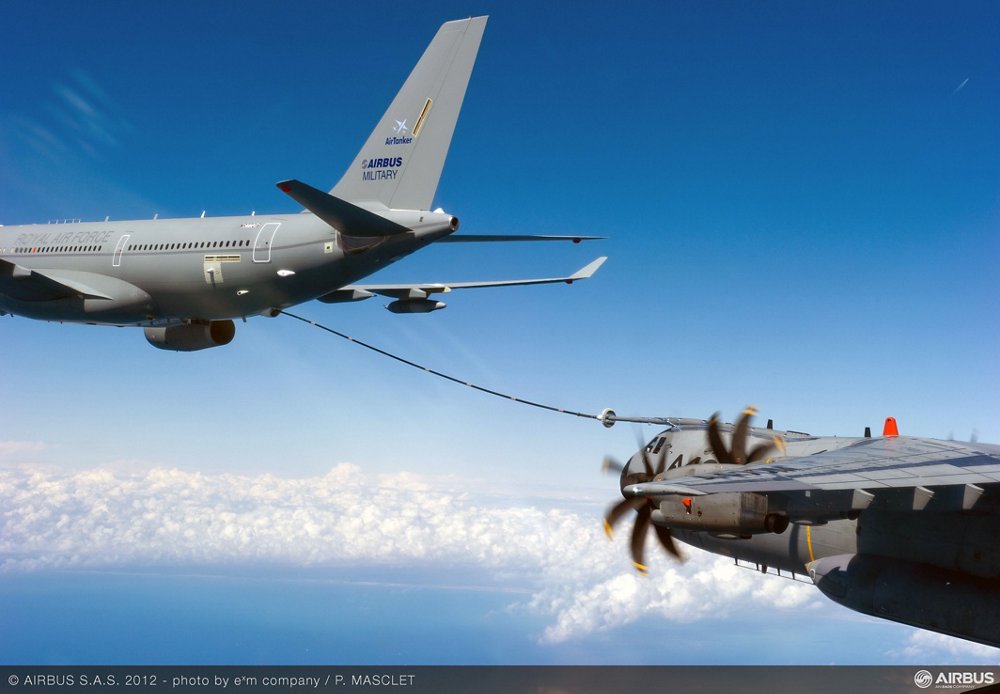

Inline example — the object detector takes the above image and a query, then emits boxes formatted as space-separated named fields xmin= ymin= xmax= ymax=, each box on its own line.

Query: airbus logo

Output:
xmin=362 ymin=157 xmax=403 ymax=170
xmin=362 ymin=156 xmax=403 ymax=181
xmin=914 ymin=670 xmax=996 ymax=690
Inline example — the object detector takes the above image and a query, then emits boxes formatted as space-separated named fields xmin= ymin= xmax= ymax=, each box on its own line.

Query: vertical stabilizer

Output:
xmin=330 ymin=16 xmax=487 ymax=211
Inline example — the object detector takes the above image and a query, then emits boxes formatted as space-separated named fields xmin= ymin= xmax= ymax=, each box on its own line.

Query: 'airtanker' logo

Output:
xmin=385 ymin=117 xmax=414 ymax=146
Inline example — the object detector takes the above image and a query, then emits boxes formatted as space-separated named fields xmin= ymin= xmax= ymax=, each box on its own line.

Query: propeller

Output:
xmin=603 ymin=406 xmax=785 ymax=574
xmin=706 ymin=405 xmax=782 ymax=465
xmin=601 ymin=455 xmax=625 ymax=475
xmin=603 ymin=435 xmax=682 ymax=575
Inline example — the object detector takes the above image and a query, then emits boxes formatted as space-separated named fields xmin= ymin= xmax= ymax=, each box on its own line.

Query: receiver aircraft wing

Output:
xmin=634 ymin=436 xmax=1000 ymax=522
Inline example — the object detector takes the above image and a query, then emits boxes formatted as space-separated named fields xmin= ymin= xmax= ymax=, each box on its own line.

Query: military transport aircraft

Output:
xmin=0 ymin=16 xmax=605 ymax=351
xmin=600 ymin=407 xmax=1000 ymax=648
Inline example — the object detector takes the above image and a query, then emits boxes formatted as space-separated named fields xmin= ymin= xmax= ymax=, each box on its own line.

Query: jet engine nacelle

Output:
xmin=317 ymin=289 xmax=375 ymax=304
xmin=144 ymin=320 xmax=236 ymax=351
xmin=655 ymin=492 xmax=789 ymax=535
xmin=386 ymin=299 xmax=446 ymax=314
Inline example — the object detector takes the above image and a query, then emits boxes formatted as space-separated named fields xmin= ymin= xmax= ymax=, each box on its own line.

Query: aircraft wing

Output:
xmin=340 ymin=256 xmax=607 ymax=299
xmin=0 ymin=258 xmax=114 ymax=301
xmin=637 ymin=437 xmax=1000 ymax=519
xmin=436 ymin=234 xmax=604 ymax=243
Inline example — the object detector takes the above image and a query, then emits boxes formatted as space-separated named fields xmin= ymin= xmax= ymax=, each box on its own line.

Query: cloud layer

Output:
xmin=2 ymin=464 xmax=589 ymax=571
xmin=1 ymin=462 xmax=991 ymax=661
xmin=0 ymin=463 xmax=816 ymax=636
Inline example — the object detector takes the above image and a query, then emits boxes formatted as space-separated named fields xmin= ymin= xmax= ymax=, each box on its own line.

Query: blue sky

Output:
xmin=1 ymin=1 xmax=998 ymax=665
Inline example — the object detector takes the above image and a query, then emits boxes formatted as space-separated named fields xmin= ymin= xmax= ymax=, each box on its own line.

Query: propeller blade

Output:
xmin=641 ymin=451 xmax=654 ymax=477
xmin=746 ymin=440 xmax=775 ymax=464
xmin=633 ymin=425 xmax=655 ymax=477
xmin=630 ymin=505 xmax=652 ymax=575
xmin=653 ymin=522 xmax=683 ymax=560
xmin=604 ymin=497 xmax=644 ymax=539
xmin=601 ymin=456 xmax=625 ymax=475
xmin=653 ymin=444 xmax=668 ymax=478
xmin=707 ymin=413 xmax=731 ymax=464
xmin=632 ymin=425 xmax=647 ymax=452
xmin=732 ymin=406 xmax=756 ymax=464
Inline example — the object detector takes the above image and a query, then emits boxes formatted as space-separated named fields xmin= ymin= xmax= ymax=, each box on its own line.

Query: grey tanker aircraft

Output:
xmin=0 ymin=17 xmax=605 ymax=351
xmin=600 ymin=407 xmax=1000 ymax=648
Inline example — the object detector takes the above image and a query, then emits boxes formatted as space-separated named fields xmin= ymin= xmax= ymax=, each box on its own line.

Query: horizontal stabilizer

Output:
xmin=277 ymin=179 xmax=409 ymax=237
xmin=436 ymin=234 xmax=604 ymax=243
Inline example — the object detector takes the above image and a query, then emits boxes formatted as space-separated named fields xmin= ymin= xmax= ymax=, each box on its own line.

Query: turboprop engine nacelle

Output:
xmin=144 ymin=320 xmax=236 ymax=351
xmin=653 ymin=492 xmax=789 ymax=536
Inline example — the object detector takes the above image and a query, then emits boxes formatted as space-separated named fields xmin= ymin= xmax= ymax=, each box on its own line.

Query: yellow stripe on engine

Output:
xmin=806 ymin=524 xmax=815 ymax=563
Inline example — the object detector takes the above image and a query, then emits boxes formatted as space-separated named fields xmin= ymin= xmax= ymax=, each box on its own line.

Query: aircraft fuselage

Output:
xmin=0 ymin=211 xmax=455 ymax=326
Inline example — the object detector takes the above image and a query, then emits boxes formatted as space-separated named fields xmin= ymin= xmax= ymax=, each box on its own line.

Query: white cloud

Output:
xmin=890 ymin=629 xmax=998 ymax=660
xmin=534 ymin=552 xmax=816 ymax=644
xmin=1 ymin=462 xmax=967 ymax=657
xmin=51 ymin=71 xmax=132 ymax=153
xmin=0 ymin=463 xmax=592 ymax=572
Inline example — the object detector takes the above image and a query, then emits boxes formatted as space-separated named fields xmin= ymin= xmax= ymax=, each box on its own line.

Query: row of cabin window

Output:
xmin=12 ymin=238 xmax=253 ymax=255
xmin=127 ymin=239 xmax=251 ymax=252
xmin=14 ymin=245 xmax=102 ymax=254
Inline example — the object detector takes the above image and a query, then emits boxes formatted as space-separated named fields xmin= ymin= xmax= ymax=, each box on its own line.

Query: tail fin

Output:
xmin=330 ymin=16 xmax=487 ymax=211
